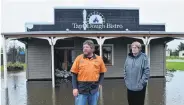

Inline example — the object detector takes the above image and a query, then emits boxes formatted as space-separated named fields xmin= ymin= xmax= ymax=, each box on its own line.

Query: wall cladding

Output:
xmin=27 ymin=8 xmax=165 ymax=31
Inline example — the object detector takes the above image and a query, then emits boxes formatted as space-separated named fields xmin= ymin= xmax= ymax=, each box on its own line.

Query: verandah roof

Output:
xmin=1 ymin=31 xmax=184 ymax=38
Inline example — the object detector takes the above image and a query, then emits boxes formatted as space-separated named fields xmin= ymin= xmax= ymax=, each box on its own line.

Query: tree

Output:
xmin=170 ymin=42 xmax=184 ymax=56
xmin=171 ymin=49 xmax=179 ymax=56
xmin=17 ymin=46 xmax=25 ymax=54
xmin=178 ymin=42 xmax=184 ymax=51
xmin=8 ymin=40 xmax=18 ymax=63
xmin=167 ymin=48 xmax=172 ymax=53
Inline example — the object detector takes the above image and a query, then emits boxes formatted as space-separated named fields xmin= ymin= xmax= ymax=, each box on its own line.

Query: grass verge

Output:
xmin=1 ymin=65 xmax=3 ymax=71
xmin=166 ymin=62 xmax=184 ymax=71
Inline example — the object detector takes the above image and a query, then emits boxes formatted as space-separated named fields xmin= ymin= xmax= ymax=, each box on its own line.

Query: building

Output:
xmin=2 ymin=7 xmax=184 ymax=88
xmin=166 ymin=50 xmax=171 ymax=57
xmin=179 ymin=50 xmax=184 ymax=58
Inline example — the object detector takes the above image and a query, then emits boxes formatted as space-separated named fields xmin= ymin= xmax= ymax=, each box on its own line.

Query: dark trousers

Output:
xmin=127 ymin=86 xmax=147 ymax=105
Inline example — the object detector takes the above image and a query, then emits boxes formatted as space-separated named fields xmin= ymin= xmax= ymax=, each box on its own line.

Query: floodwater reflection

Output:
xmin=5 ymin=88 xmax=9 ymax=105
xmin=1 ymin=71 xmax=184 ymax=105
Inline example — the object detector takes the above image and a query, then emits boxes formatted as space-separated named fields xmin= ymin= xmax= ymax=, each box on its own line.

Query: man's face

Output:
xmin=131 ymin=45 xmax=139 ymax=54
xmin=83 ymin=44 xmax=93 ymax=55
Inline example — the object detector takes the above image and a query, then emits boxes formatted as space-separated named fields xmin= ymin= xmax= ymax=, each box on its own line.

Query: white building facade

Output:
xmin=179 ymin=50 xmax=184 ymax=58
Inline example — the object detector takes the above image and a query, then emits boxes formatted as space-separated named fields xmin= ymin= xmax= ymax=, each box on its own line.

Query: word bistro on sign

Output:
xmin=72 ymin=23 xmax=124 ymax=30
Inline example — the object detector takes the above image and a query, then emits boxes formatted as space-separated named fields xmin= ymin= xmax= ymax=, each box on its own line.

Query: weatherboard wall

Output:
xmin=26 ymin=38 xmax=166 ymax=79
xmin=27 ymin=38 xmax=52 ymax=80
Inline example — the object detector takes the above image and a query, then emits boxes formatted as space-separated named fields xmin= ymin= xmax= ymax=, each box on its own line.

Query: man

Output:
xmin=70 ymin=40 xmax=107 ymax=105
xmin=124 ymin=41 xmax=150 ymax=105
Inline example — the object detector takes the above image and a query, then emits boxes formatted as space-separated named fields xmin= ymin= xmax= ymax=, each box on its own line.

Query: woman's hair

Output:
xmin=83 ymin=40 xmax=95 ymax=50
xmin=131 ymin=41 xmax=142 ymax=50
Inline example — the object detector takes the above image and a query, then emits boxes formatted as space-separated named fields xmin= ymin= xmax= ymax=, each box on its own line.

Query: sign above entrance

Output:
xmin=72 ymin=10 xmax=124 ymax=30
xmin=26 ymin=8 xmax=165 ymax=32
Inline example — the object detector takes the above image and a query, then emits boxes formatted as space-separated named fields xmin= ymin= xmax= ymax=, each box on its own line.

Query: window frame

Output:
xmin=94 ymin=44 xmax=114 ymax=66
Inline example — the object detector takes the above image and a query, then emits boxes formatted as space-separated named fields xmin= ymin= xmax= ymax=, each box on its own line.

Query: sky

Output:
xmin=0 ymin=0 xmax=184 ymax=50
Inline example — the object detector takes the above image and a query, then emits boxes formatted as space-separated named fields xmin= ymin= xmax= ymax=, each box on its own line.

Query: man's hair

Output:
xmin=131 ymin=41 xmax=142 ymax=50
xmin=83 ymin=40 xmax=95 ymax=50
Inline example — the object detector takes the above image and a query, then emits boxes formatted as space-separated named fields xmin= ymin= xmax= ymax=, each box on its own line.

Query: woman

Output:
xmin=124 ymin=41 xmax=150 ymax=105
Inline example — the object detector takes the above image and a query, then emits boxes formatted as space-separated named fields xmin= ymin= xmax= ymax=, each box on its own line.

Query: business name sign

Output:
xmin=72 ymin=10 xmax=123 ymax=30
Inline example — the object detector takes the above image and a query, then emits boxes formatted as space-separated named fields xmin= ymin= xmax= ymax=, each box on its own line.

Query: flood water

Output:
xmin=166 ymin=59 xmax=184 ymax=62
xmin=1 ymin=71 xmax=184 ymax=105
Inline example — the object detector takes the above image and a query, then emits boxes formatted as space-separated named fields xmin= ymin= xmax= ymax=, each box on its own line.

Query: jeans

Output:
xmin=75 ymin=91 xmax=99 ymax=105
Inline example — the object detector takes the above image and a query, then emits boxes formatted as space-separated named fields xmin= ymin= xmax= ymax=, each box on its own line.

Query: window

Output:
xmin=94 ymin=44 xmax=114 ymax=65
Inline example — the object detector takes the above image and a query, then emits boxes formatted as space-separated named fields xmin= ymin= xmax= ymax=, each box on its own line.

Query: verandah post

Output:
xmin=2 ymin=35 xmax=8 ymax=89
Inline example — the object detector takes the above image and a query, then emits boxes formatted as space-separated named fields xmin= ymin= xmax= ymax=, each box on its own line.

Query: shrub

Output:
xmin=7 ymin=62 xmax=24 ymax=71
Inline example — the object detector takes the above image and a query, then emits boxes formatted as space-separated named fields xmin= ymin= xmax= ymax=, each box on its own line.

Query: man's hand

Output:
xmin=99 ymin=85 xmax=102 ymax=88
xmin=73 ymin=89 xmax=78 ymax=97
xmin=98 ymin=85 xmax=102 ymax=91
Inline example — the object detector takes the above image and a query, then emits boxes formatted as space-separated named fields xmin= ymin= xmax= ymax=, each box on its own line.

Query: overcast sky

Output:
xmin=1 ymin=0 xmax=184 ymax=50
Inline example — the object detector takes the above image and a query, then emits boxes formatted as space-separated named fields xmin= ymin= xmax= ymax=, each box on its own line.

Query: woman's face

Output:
xmin=131 ymin=45 xmax=139 ymax=54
